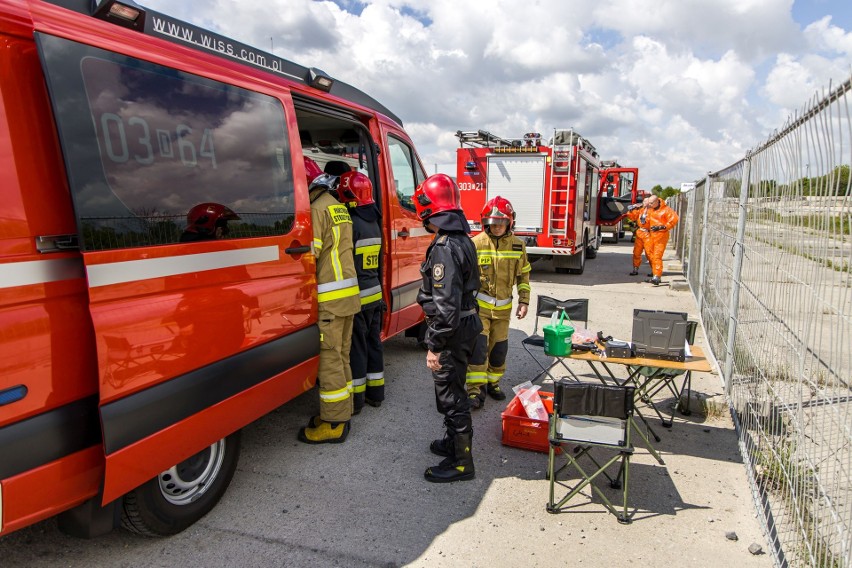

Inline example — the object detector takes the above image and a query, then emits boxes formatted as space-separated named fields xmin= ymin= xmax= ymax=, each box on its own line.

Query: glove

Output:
xmin=650 ymin=225 xmax=666 ymax=232
xmin=627 ymin=203 xmax=642 ymax=211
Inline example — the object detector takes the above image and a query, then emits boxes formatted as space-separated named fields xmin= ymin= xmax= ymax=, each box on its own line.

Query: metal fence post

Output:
xmin=722 ymin=161 xmax=750 ymax=392
xmin=696 ymin=174 xmax=711 ymax=315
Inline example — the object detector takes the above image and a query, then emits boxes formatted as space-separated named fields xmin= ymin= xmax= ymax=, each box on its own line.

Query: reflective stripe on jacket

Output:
xmin=473 ymin=231 xmax=531 ymax=316
xmin=351 ymin=205 xmax=383 ymax=307
xmin=310 ymin=188 xmax=360 ymax=316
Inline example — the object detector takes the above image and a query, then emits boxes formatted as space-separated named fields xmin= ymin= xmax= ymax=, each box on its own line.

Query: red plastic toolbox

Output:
xmin=501 ymin=391 xmax=555 ymax=453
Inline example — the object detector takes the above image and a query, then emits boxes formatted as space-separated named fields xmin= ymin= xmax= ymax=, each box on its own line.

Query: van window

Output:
xmin=296 ymin=107 xmax=377 ymax=204
xmin=387 ymin=136 xmax=426 ymax=212
xmin=36 ymin=34 xmax=295 ymax=250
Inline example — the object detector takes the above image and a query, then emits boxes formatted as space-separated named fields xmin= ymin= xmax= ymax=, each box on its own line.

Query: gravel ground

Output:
xmin=0 ymin=242 xmax=772 ymax=567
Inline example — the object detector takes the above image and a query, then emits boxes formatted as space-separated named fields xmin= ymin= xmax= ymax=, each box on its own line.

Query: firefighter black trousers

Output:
xmin=432 ymin=314 xmax=482 ymax=437
xmin=351 ymin=302 xmax=384 ymax=408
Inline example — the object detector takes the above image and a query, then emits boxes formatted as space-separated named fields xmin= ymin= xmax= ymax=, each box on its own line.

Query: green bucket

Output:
xmin=542 ymin=310 xmax=574 ymax=356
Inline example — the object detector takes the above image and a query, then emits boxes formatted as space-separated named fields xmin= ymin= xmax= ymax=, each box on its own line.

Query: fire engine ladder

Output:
xmin=455 ymin=130 xmax=518 ymax=148
xmin=548 ymin=128 xmax=576 ymax=237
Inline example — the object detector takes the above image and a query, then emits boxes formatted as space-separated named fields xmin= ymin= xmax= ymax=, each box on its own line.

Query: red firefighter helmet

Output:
xmin=304 ymin=156 xmax=324 ymax=186
xmin=186 ymin=202 xmax=240 ymax=236
xmin=480 ymin=196 xmax=515 ymax=229
xmin=338 ymin=171 xmax=374 ymax=205
xmin=413 ymin=173 xmax=461 ymax=222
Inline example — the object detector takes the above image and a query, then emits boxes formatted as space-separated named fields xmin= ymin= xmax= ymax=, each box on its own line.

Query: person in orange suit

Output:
xmin=625 ymin=197 xmax=650 ymax=276
xmin=642 ymin=195 xmax=679 ymax=285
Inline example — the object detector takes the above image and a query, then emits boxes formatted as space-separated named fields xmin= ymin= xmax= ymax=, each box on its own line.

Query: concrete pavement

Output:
xmin=0 ymin=242 xmax=771 ymax=567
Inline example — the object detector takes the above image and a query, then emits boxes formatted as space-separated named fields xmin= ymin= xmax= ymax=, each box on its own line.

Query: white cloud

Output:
xmin=804 ymin=15 xmax=852 ymax=55
xmin=140 ymin=0 xmax=851 ymax=187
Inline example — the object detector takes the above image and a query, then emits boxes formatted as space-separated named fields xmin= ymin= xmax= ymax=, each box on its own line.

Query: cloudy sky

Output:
xmin=141 ymin=0 xmax=851 ymax=189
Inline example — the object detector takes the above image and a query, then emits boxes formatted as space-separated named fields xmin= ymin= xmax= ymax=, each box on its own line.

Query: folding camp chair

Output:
xmin=521 ymin=296 xmax=588 ymax=384
xmin=547 ymin=380 xmax=643 ymax=523
xmin=631 ymin=320 xmax=698 ymax=428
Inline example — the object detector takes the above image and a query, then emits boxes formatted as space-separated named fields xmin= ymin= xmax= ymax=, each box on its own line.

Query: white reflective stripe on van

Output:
xmin=0 ymin=257 xmax=85 ymax=289
xmin=391 ymin=227 xmax=431 ymax=239
xmin=86 ymin=246 xmax=280 ymax=288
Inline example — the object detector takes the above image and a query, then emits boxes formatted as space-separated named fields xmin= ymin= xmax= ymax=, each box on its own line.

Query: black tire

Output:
xmin=586 ymin=233 xmax=598 ymax=259
xmin=121 ymin=431 xmax=242 ymax=537
xmin=567 ymin=240 xmax=586 ymax=274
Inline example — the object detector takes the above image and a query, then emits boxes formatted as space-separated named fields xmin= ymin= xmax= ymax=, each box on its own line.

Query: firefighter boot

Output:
xmin=486 ymin=383 xmax=507 ymax=401
xmin=306 ymin=415 xmax=322 ymax=428
xmin=468 ymin=385 xmax=485 ymax=410
xmin=424 ymin=432 xmax=474 ymax=483
xmin=429 ymin=433 xmax=454 ymax=457
xmin=298 ymin=419 xmax=350 ymax=444
xmin=352 ymin=392 xmax=365 ymax=415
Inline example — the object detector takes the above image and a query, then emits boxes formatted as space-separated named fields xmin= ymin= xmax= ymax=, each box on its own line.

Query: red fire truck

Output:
xmin=0 ymin=0 xmax=433 ymax=538
xmin=456 ymin=129 xmax=603 ymax=274
xmin=598 ymin=162 xmax=642 ymax=243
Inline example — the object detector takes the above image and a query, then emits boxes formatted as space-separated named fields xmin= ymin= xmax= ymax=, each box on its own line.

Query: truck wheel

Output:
xmin=587 ymin=235 xmax=598 ymax=259
xmin=121 ymin=431 xmax=242 ymax=537
xmin=566 ymin=244 xmax=586 ymax=275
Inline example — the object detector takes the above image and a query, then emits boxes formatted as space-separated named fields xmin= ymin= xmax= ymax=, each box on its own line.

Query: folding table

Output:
xmin=567 ymin=345 xmax=713 ymax=442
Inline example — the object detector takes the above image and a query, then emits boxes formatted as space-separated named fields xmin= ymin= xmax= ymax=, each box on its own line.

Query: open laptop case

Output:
xmin=631 ymin=310 xmax=688 ymax=361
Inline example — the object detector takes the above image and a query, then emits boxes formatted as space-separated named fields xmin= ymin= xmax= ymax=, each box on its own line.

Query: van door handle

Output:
xmin=36 ymin=234 xmax=79 ymax=252
xmin=285 ymin=245 xmax=311 ymax=255
xmin=397 ymin=229 xmax=410 ymax=238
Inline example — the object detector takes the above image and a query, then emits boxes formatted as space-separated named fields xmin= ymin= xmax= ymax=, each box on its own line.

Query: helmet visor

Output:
xmin=482 ymin=217 xmax=510 ymax=226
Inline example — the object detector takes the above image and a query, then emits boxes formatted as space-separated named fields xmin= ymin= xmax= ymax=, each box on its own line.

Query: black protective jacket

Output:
xmin=350 ymin=203 xmax=383 ymax=308
xmin=416 ymin=212 xmax=480 ymax=352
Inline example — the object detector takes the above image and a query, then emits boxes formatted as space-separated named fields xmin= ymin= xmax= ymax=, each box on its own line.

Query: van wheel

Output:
xmin=121 ymin=431 xmax=241 ymax=537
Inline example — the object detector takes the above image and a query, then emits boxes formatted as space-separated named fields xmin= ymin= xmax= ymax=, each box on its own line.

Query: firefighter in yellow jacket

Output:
xmin=466 ymin=196 xmax=531 ymax=409
xmin=299 ymin=158 xmax=361 ymax=444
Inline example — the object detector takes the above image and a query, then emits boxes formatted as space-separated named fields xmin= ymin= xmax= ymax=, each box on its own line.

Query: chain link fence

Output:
xmin=671 ymin=74 xmax=852 ymax=568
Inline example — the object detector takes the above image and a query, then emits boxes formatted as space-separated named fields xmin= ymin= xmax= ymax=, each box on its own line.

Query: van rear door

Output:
xmin=36 ymin=32 xmax=317 ymax=503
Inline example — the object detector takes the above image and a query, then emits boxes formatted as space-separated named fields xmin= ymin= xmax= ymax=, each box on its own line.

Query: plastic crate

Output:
xmin=501 ymin=391 xmax=555 ymax=453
